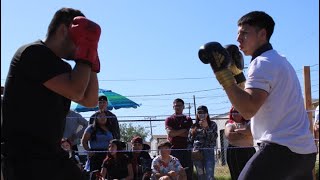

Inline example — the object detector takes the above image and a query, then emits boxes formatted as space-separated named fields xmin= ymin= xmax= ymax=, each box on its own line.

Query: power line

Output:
xmin=126 ymin=88 xmax=222 ymax=97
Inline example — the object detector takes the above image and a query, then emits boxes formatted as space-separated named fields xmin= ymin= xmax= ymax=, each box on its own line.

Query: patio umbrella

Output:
xmin=71 ymin=89 xmax=140 ymax=112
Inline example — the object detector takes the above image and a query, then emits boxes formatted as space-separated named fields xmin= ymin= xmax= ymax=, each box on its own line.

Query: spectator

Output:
xmin=151 ymin=141 xmax=187 ymax=180
xmin=188 ymin=105 xmax=218 ymax=180
xmin=99 ymin=139 xmax=134 ymax=180
xmin=61 ymin=138 xmax=83 ymax=170
xmin=89 ymin=95 xmax=120 ymax=139
xmin=225 ymin=107 xmax=256 ymax=180
xmin=63 ymin=109 xmax=88 ymax=155
xmin=127 ymin=136 xmax=152 ymax=180
xmin=314 ymin=105 xmax=319 ymax=152
xmin=165 ymin=98 xmax=193 ymax=180
xmin=81 ymin=111 xmax=114 ymax=178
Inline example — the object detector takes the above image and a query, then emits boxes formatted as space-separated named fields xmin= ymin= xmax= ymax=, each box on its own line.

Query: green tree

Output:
xmin=119 ymin=123 xmax=150 ymax=142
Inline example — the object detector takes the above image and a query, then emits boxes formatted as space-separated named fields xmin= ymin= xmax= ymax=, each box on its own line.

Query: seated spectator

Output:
xmin=151 ymin=141 xmax=187 ymax=180
xmin=127 ymin=136 xmax=152 ymax=180
xmin=99 ymin=139 xmax=134 ymax=180
xmin=61 ymin=138 xmax=83 ymax=170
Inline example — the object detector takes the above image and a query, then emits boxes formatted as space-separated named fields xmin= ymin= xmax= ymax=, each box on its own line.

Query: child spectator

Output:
xmin=151 ymin=141 xmax=186 ymax=180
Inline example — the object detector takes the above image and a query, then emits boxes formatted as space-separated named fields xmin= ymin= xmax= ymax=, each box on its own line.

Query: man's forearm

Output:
xmin=168 ymin=129 xmax=188 ymax=137
xmin=227 ymin=132 xmax=245 ymax=141
xmin=70 ymin=63 xmax=91 ymax=98
xmin=75 ymin=72 xmax=99 ymax=107
xmin=224 ymin=84 xmax=267 ymax=119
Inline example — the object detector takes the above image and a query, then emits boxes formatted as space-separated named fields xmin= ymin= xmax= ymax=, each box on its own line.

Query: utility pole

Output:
xmin=187 ymin=103 xmax=191 ymax=117
xmin=144 ymin=116 xmax=156 ymax=140
xmin=193 ymin=95 xmax=196 ymax=118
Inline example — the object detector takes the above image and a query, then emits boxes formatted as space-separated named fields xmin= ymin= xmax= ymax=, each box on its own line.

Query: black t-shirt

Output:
xmin=102 ymin=154 xmax=131 ymax=179
xmin=2 ymin=40 xmax=71 ymax=156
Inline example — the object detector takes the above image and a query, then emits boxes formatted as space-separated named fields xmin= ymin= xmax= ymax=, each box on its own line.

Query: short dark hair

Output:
xmin=98 ymin=95 xmax=108 ymax=102
xmin=173 ymin=98 xmax=184 ymax=105
xmin=47 ymin=7 xmax=85 ymax=37
xmin=110 ymin=139 xmax=126 ymax=151
xmin=158 ymin=141 xmax=172 ymax=149
xmin=238 ymin=11 xmax=275 ymax=41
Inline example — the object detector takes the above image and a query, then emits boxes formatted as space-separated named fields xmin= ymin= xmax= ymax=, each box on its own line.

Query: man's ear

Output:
xmin=258 ymin=28 xmax=267 ymax=42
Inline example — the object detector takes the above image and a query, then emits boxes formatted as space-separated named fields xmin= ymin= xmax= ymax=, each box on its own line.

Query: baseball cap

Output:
xmin=197 ymin=105 xmax=208 ymax=113
xmin=131 ymin=136 xmax=143 ymax=144
xmin=98 ymin=95 xmax=108 ymax=102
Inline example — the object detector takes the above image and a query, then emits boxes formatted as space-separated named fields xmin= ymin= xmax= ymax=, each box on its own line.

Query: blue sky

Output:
xmin=1 ymin=0 xmax=319 ymax=137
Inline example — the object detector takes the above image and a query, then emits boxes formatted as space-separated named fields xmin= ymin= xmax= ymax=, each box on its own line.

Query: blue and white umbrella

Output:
xmin=71 ymin=89 xmax=140 ymax=112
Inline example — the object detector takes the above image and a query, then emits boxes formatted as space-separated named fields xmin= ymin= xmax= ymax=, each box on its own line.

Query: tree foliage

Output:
xmin=119 ymin=123 xmax=150 ymax=142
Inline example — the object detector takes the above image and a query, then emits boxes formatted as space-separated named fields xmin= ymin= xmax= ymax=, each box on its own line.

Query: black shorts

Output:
xmin=238 ymin=142 xmax=316 ymax=180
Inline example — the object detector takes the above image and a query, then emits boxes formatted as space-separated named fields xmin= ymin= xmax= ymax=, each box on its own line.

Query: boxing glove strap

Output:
xmin=234 ymin=72 xmax=246 ymax=84
xmin=215 ymin=69 xmax=235 ymax=89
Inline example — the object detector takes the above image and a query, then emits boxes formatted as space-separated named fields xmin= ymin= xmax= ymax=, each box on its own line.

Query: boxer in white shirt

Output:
xmin=198 ymin=11 xmax=317 ymax=180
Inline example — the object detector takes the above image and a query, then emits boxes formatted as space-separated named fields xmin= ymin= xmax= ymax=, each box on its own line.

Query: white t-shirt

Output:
xmin=315 ymin=105 xmax=319 ymax=125
xmin=245 ymin=49 xmax=317 ymax=154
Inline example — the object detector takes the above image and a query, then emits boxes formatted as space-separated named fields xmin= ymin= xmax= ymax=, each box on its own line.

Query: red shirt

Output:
xmin=165 ymin=114 xmax=193 ymax=149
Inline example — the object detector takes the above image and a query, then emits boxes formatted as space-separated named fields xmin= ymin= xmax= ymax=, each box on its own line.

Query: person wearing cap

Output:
xmin=224 ymin=107 xmax=256 ymax=180
xmin=188 ymin=105 xmax=218 ymax=180
xmin=151 ymin=141 xmax=187 ymax=180
xmin=127 ymin=136 xmax=152 ymax=180
xmin=165 ymin=98 xmax=193 ymax=180
xmin=89 ymin=95 xmax=120 ymax=139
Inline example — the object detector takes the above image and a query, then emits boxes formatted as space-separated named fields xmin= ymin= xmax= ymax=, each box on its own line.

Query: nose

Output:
xmin=237 ymin=34 xmax=242 ymax=44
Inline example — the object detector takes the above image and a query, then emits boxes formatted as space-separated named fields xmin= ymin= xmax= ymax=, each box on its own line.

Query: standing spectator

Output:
xmin=61 ymin=138 xmax=83 ymax=171
xmin=314 ymin=105 xmax=319 ymax=152
xmin=89 ymin=95 xmax=120 ymax=139
xmin=127 ymin=136 xmax=152 ymax=180
xmin=99 ymin=139 xmax=134 ymax=180
xmin=63 ymin=110 xmax=88 ymax=155
xmin=188 ymin=105 xmax=218 ymax=180
xmin=151 ymin=141 xmax=187 ymax=180
xmin=165 ymin=98 xmax=193 ymax=180
xmin=2 ymin=8 xmax=100 ymax=180
xmin=82 ymin=111 xmax=114 ymax=178
xmin=225 ymin=107 xmax=256 ymax=180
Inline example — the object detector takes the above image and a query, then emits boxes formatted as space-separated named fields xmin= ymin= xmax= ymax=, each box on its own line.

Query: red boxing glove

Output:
xmin=69 ymin=16 xmax=101 ymax=71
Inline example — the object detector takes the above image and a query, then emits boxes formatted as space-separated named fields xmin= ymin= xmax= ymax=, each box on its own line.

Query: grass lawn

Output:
xmin=193 ymin=165 xmax=231 ymax=180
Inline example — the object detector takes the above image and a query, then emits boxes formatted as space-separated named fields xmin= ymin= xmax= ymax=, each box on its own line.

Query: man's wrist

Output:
xmin=215 ymin=69 xmax=236 ymax=89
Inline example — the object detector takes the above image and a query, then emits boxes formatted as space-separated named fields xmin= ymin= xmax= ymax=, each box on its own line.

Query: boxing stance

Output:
xmin=2 ymin=8 xmax=101 ymax=180
xmin=198 ymin=11 xmax=317 ymax=180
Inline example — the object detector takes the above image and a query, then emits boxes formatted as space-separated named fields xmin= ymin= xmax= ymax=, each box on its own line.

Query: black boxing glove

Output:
xmin=225 ymin=44 xmax=246 ymax=84
xmin=198 ymin=42 xmax=235 ymax=89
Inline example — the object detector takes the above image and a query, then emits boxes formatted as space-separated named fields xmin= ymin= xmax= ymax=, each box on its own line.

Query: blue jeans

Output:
xmin=193 ymin=149 xmax=215 ymax=180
